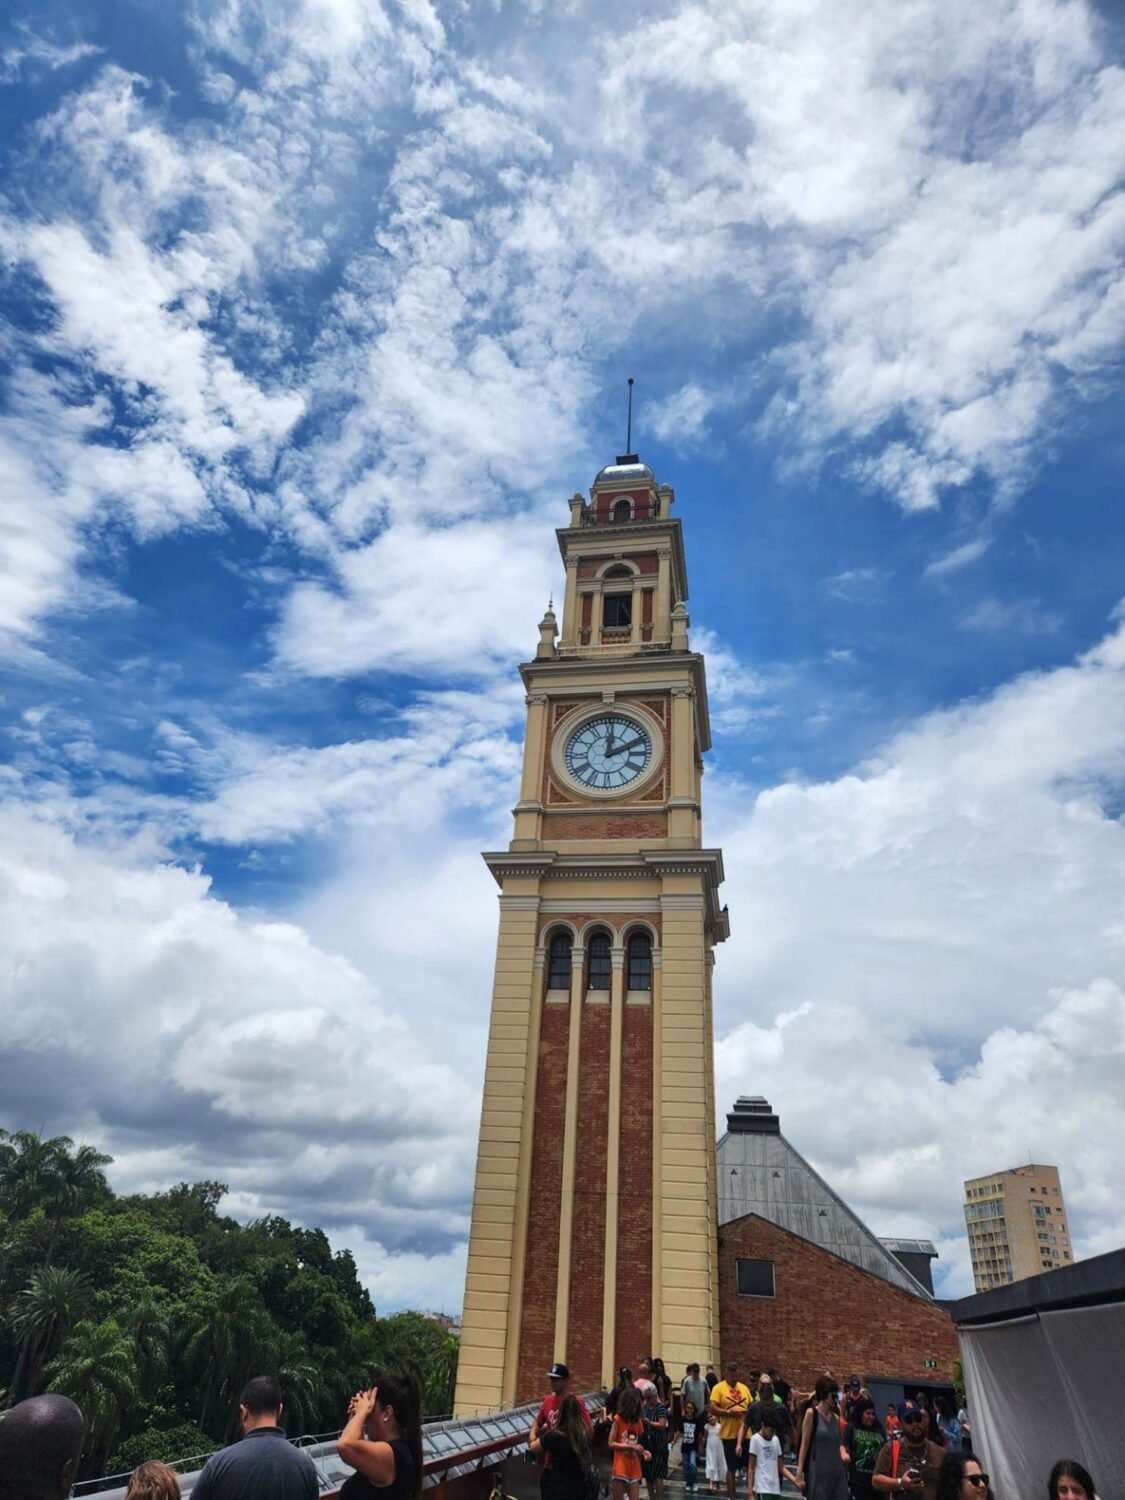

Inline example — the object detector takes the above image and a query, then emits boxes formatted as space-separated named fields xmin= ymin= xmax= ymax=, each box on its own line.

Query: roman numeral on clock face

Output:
xmin=564 ymin=714 xmax=652 ymax=789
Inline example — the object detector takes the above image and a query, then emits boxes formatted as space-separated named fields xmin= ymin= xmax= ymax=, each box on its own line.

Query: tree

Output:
xmin=371 ymin=1311 xmax=460 ymax=1417
xmin=269 ymin=1329 xmax=327 ymax=1435
xmin=45 ymin=1318 xmax=138 ymax=1474
xmin=182 ymin=1277 xmax=276 ymax=1436
xmin=121 ymin=1289 xmax=172 ymax=1397
xmin=9 ymin=1265 xmax=93 ymax=1402
xmin=427 ymin=1333 xmax=460 ymax=1419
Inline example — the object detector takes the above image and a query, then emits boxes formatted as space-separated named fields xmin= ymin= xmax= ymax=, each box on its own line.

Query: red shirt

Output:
xmin=536 ymin=1394 xmax=592 ymax=1431
xmin=536 ymin=1394 xmax=591 ymax=1468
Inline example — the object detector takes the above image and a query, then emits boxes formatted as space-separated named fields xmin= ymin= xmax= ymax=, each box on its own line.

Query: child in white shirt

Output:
xmin=748 ymin=1410 xmax=797 ymax=1500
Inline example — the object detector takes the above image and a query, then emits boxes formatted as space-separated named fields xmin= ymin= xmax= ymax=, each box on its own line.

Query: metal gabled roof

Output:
xmin=718 ymin=1097 xmax=935 ymax=1300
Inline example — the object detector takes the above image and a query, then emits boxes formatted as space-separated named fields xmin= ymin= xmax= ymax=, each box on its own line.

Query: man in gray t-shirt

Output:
xmin=681 ymin=1364 xmax=710 ymax=1422
xmin=189 ymin=1376 xmax=317 ymax=1500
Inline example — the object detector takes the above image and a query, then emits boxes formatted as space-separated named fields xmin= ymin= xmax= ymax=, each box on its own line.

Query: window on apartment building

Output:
xmin=736 ymin=1259 xmax=776 ymax=1297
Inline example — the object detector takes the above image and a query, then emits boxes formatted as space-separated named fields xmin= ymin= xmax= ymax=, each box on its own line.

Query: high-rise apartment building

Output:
xmin=963 ymin=1164 xmax=1072 ymax=1291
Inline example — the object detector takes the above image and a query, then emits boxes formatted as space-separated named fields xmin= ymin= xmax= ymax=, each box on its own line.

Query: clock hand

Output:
xmin=613 ymin=735 xmax=648 ymax=755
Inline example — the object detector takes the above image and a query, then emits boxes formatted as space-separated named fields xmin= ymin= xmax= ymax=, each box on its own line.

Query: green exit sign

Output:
xmin=922 ymin=1359 xmax=938 ymax=1370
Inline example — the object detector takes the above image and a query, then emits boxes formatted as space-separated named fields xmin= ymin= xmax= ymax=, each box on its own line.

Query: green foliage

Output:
xmin=107 ymin=1422 xmax=221 ymax=1479
xmin=952 ymin=1355 xmax=965 ymax=1411
xmin=0 ymin=1127 xmax=459 ymax=1478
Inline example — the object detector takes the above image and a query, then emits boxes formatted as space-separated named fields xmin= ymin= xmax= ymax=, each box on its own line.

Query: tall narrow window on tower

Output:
xmin=587 ymin=931 xmax=611 ymax=989
xmin=547 ymin=931 xmax=573 ymax=990
xmin=627 ymin=931 xmax=652 ymax=991
xmin=613 ymin=498 xmax=632 ymax=523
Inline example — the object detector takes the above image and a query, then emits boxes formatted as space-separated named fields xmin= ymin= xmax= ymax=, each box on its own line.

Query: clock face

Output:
xmin=565 ymin=714 xmax=653 ymax=791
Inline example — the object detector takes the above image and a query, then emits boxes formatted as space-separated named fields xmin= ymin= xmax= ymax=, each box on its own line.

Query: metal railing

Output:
xmin=75 ymin=1397 xmax=605 ymax=1499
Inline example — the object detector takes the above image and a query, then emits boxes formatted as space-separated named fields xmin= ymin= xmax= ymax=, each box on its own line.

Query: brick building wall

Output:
xmin=615 ymin=1001 xmax=654 ymax=1369
xmin=540 ymin=813 xmax=668 ymax=840
xmin=516 ymin=1000 xmax=569 ymax=1401
xmin=719 ymin=1214 xmax=958 ymax=1389
xmin=566 ymin=1001 xmax=610 ymax=1390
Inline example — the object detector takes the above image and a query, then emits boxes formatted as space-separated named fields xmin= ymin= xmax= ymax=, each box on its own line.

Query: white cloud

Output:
xmin=710 ymin=605 xmax=1125 ymax=1291
xmin=959 ymin=597 xmax=1064 ymax=635
xmin=825 ymin=567 xmax=889 ymax=603
xmin=924 ymin=538 xmax=992 ymax=578
xmin=188 ymin=685 xmax=523 ymax=842
xmin=650 ymin=383 xmax=714 ymax=447
xmin=272 ymin=517 xmax=558 ymax=679
xmin=0 ymin=799 xmax=481 ymax=1279
xmin=0 ymin=30 xmax=101 ymax=83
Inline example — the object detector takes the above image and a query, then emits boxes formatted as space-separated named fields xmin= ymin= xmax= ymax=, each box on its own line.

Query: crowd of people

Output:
xmin=524 ymin=1359 xmax=1105 ymax=1500
xmin=0 ymin=1374 xmax=424 ymax=1500
xmin=0 ymin=1362 xmax=1104 ymax=1500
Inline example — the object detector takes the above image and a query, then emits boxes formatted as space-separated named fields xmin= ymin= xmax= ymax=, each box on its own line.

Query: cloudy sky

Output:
xmin=2 ymin=0 xmax=1124 ymax=1313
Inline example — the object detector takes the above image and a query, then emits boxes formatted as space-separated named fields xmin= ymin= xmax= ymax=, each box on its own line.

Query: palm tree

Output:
xmin=0 ymin=1131 xmax=74 ymax=1221
xmin=182 ymin=1278 xmax=274 ymax=1435
xmin=121 ymin=1290 xmax=172 ymax=1396
xmin=0 ymin=1131 xmax=111 ymax=1266
xmin=9 ymin=1265 xmax=93 ymax=1402
xmin=270 ymin=1330 xmax=326 ymax=1435
xmin=45 ymin=1318 xmax=138 ymax=1473
xmin=426 ymin=1334 xmax=459 ymax=1419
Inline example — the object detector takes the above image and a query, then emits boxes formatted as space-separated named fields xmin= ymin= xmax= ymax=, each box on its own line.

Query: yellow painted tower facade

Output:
xmin=454 ymin=456 xmax=728 ymax=1415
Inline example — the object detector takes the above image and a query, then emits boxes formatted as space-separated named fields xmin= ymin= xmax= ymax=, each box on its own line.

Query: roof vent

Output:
xmin=725 ymin=1096 xmax=781 ymax=1135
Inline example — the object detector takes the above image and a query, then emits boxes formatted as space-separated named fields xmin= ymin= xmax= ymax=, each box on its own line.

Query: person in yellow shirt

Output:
xmin=708 ymin=1362 xmax=751 ymax=1500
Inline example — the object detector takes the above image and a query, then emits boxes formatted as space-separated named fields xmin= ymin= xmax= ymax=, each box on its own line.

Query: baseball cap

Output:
xmin=548 ymin=1362 xmax=570 ymax=1380
xmin=848 ymin=1376 xmax=861 ymax=1389
xmin=688 ymin=1363 xmax=700 ymax=1373
xmin=897 ymin=1400 xmax=925 ymax=1421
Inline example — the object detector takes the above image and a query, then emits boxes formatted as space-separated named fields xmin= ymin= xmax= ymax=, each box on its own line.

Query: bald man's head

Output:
xmin=0 ymin=1395 xmax=85 ymax=1500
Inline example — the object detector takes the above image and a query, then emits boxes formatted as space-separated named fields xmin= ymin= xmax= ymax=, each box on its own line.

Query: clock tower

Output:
xmin=454 ymin=454 xmax=729 ymax=1415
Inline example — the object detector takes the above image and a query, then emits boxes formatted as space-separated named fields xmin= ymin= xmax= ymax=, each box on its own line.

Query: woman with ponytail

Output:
xmin=338 ymin=1371 xmax=424 ymax=1500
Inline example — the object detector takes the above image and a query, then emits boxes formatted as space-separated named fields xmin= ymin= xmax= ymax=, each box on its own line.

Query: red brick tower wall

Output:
xmin=516 ymin=1001 xmax=570 ymax=1402
xmin=718 ymin=1215 xmax=958 ymax=1389
xmin=614 ymin=1001 xmax=654 ymax=1369
xmin=565 ymin=1001 xmax=611 ymax=1388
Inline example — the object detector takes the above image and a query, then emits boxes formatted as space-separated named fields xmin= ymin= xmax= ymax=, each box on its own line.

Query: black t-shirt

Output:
xmin=339 ymin=1439 xmax=416 ymax=1500
xmin=541 ymin=1430 xmax=586 ymax=1500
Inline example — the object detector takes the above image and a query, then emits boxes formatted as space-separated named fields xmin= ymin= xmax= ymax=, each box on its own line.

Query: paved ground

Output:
xmin=659 ymin=1447 xmax=801 ymax=1500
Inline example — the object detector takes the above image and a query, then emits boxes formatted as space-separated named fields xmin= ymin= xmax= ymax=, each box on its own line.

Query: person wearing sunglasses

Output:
xmin=872 ymin=1400 xmax=945 ymax=1500
xmin=935 ymin=1452 xmax=991 ymax=1500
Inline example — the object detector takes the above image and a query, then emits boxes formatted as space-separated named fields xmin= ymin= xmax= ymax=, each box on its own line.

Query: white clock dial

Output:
xmin=564 ymin=714 xmax=652 ymax=791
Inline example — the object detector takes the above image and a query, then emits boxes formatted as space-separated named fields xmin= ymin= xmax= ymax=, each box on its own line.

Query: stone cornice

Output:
xmin=482 ymin=848 xmax=729 ymax=942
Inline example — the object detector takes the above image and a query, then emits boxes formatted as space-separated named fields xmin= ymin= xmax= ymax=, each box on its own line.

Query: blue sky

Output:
xmin=2 ymin=0 xmax=1125 ymax=1310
